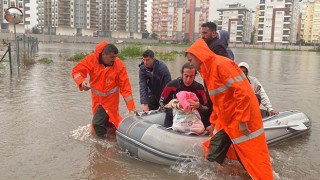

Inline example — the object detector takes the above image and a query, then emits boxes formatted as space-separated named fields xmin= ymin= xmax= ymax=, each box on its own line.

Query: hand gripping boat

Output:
xmin=116 ymin=110 xmax=311 ymax=166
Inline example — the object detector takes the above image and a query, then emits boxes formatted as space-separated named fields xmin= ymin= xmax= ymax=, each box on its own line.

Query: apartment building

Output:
xmin=151 ymin=0 xmax=209 ymax=43
xmin=37 ymin=0 xmax=97 ymax=36
xmin=0 ymin=0 xmax=31 ymax=33
xmin=254 ymin=5 xmax=261 ymax=44
xmin=257 ymin=0 xmax=300 ymax=44
xmin=38 ymin=0 xmax=146 ymax=38
xmin=97 ymin=0 xmax=146 ymax=39
xmin=217 ymin=3 xmax=253 ymax=43
xmin=301 ymin=0 xmax=320 ymax=43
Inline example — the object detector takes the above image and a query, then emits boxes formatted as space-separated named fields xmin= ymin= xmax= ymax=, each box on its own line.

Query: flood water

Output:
xmin=0 ymin=42 xmax=319 ymax=180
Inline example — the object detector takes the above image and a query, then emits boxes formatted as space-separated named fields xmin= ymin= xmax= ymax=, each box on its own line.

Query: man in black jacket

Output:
xmin=159 ymin=63 xmax=210 ymax=128
xmin=139 ymin=50 xmax=172 ymax=112
xmin=201 ymin=22 xmax=229 ymax=58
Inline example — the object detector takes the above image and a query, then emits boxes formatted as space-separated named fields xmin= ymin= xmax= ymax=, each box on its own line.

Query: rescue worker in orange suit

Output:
xmin=186 ymin=39 xmax=273 ymax=179
xmin=71 ymin=42 xmax=137 ymax=138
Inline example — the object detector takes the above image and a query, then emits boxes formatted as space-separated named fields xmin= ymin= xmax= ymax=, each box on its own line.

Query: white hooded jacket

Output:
xmin=238 ymin=62 xmax=274 ymax=112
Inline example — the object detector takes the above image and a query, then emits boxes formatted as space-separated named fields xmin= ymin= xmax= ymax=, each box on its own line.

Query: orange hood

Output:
xmin=94 ymin=41 xmax=109 ymax=58
xmin=186 ymin=38 xmax=217 ymax=79
xmin=186 ymin=38 xmax=216 ymax=64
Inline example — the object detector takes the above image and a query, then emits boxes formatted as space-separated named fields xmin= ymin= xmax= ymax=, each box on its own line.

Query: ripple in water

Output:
xmin=171 ymin=157 xmax=254 ymax=180
xmin=169 ymin=145 xmax=281 ymax=180
xmin=69 ymin=124 xmax=116 ymax=149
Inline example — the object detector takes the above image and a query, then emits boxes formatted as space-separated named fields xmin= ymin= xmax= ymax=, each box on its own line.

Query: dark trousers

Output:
xmin=147 ymin=93 xmax=160 ymax=110
xmin=207 ymin=129 xmax=232 ymax=164
xmin=92 ymin=105 xmax=113 ymax=138
xmin=163 ymin=109 xmax=173 ymax=128
xmin=148 ymin=101 xmax=160 ymax=111
xmin=207 ymin=129 xmax=245 ymax=169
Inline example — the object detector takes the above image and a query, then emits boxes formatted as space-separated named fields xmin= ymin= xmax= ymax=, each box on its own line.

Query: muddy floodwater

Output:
xmin=0 ymin=42 xmax=319 ymax=180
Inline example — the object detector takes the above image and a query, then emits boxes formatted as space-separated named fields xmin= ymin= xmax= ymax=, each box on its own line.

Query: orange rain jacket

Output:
xmin=71 ymin=41 xmax=136 ymax=128
xmin=186 ymin=39 xmax=273 ymax=180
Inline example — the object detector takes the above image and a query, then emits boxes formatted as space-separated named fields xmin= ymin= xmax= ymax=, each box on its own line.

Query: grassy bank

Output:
xmin=68 ymin=45 xmax=185 ymax=62
xmin=120 ymin=41 xmax=190 ymax=48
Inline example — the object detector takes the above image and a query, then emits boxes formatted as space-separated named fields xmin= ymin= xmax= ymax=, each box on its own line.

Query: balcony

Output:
xmin=258 ymin=30 xmax=263 ymax=35
xmin=237 ymin=22 xmax=244 ymax=26
xmin=284 ymin=12 xmax=292 ymax=17
xmin=282 ymin=37 xmax=289 ymax=41
xmin=285 ymin=0 xmax=292 ymax=4
xmin=283 ymin=29 xmax=290 ymax=34
xmin=284 ymin=17 xmax=291 ymax=22
xmin=161 ymin=4 xmax=168 ymax=8
xmin=283 ymin=24 xmax=290 ymax=29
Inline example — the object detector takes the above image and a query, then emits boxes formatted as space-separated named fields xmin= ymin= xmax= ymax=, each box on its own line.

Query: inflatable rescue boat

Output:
xmin=116 ymin=110 xmax=311 ymax=165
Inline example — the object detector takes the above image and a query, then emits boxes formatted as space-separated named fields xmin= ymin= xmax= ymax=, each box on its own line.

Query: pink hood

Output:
xmin=176 ymin=91 xmax=199 ymax=112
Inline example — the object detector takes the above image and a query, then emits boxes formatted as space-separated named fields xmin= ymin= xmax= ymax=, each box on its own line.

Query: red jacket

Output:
xmin=71 ymin=41 xmax=135 ymax=128
xmin=187 ymin=39 xmax=273 ymax=180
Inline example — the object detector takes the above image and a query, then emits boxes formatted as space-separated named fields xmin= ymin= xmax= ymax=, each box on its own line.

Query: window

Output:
xmin=236 ymin=37 xmax=242 ymax=41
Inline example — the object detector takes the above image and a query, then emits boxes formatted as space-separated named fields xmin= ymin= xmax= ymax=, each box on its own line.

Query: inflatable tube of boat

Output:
xmin=116 ymin=110 xmax=311 ymax=165
xmin=116 ymin=112 xmax=209 ymax=165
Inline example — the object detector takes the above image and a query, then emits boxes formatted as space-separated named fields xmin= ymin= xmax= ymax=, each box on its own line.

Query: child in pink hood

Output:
xmin=176 ymin=91 xmax=199 ymax=112
xmin=165 ymin=91 xmax=205 ymax=134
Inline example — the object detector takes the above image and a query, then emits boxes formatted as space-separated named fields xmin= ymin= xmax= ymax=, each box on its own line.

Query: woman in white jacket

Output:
xmin=238 ymin=62 xmax=279 ymax=116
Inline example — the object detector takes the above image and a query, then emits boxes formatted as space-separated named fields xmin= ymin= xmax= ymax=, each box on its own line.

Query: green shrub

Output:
xmin=73 ymin=52 xmax=88 ymax=61
xmin=155 ymin=51 xmax=184 ymax=61
xmin=66 ymin=52 xmax=88 ymax=62
xmin=119 ymin=46 xmax=143 ymax=60
xmin=38 ymin=57 xmax=53 ymax=64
